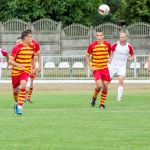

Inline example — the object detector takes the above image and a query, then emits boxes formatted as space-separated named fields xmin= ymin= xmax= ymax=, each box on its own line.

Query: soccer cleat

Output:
xmin=14 ymin=104 xmax=18 ymax=113
xmin=91 ymin=97 xmax=96 ymax=107
xmin=26 ymin=99 xmax=33 ymax=103
xmin=117 ymin=97 xmax=123 ymax=101
xmin=14 ymin=105 xmax=23 ymax=115
xmin=99 ymin=104 xmax=106 ymax=109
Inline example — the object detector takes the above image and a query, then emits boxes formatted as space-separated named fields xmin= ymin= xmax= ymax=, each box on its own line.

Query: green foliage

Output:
xmin=115 ymin=0 xmax=150 ymax=24
xmin=0 ymin=0 xmax=149 ymax=26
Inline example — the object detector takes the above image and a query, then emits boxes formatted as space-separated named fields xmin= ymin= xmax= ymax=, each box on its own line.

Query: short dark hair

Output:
xmin=21 ymin=31 xmax=30 ymax=39
xmin=25 ymin=29 xmax=32 ymax=34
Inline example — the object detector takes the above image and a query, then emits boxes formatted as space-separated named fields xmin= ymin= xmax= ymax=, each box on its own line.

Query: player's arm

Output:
xmin=31 ymin=55 xmax=36 ymax=75
xmin=128 ymin=44 xmax=134 ymax=61
xmin=35 ymin=41 xmax=41 ymax=73
xmin=1 ymin=50 xmax=9 ymax=68
xmin=128 ymin=54 xmax=134 ymax=61
xmin=5 ymin=54 xmax=9 ymax=68
xmin=37 ymin=52 xmax=41 ymax=73
xmin=108 ymin=43 xmax=113 ymax=63
xmin=85 ymin=43 xmax=96 ymax=71
xmin=9 ymin=46 xmax=25 ymax=70
xmin=9 ymin=57 xmax=25 ymax=70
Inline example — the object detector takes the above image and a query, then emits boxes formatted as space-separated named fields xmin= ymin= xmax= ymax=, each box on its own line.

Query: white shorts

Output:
xmin=109 ymin=64 xmax=126 ymax=78
xmin=26 ymin=77 xmax=31 ymax=88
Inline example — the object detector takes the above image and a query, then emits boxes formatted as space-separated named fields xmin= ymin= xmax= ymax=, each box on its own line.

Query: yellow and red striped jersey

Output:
xmin=86 ymin=40 xmax=111 ymax=70
xmin=10 ymin=43 xmax=36 ymax=76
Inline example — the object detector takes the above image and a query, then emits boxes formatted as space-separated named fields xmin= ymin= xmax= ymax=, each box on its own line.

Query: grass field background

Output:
xmin=0 ymin=83 xmax=150 ymax=150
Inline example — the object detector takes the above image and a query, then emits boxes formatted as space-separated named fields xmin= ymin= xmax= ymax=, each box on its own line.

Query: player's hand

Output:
xmin=108 ymin=58 xmax=112 ymax=64
xmin=128 ymin=56 xmax=133 ymax=61
xmin=148 ymin=67 xmax=150 ymax=72
xmin=18 ymin=64 xmax=25 ymax=70
xmin=6 ymin=63 xmax=9 ymax=69
xmin=31 ymin=68 xmax=36 ymax=75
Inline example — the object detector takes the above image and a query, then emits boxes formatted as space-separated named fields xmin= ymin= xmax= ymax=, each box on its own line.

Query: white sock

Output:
xmin=117 ymin=86 xmax=123 ymax=99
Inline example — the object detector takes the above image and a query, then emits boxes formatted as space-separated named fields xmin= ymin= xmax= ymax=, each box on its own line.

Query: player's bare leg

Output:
xmin=99 ymin=80 xmax=109 ymax=109
xmin=13 ymin=87 xmax=19 ymax=103
xmin=117 ymin=75 xmax=125 ymax=101
xmin=91 ymin=79 xmax=103 ymax=107
xmin=26 ymin=78 xmax=34 ymax=103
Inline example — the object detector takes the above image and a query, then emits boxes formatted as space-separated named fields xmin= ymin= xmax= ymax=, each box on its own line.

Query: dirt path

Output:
xmin=1 ymin=83 xmax=150 ymax=92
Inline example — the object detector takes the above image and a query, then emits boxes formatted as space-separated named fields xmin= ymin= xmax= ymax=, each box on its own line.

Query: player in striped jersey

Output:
xmin=25 ymin=29 xmax=41 ymax=103
xmin=9 ymin=31 xmax=36 ymax=115
xmin=85 ymin=31 xmax=112 ymax=109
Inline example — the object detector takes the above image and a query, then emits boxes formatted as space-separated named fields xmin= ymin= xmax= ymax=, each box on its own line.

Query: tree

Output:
xmin=115 ymin=0 xmax=150 ymax=24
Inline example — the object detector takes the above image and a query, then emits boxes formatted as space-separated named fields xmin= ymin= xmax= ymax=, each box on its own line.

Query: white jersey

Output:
xmin=109 ymin=42 xmax=134 ymax=78
xmin=111 ymin=42 xmax=134 ymax=66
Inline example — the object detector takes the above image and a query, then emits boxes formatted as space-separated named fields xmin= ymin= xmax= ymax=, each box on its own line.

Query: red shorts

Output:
xmin=30 ymin=73 xmax=36 ymax=79
xmin=12 ymin=73 xmax=29 ymax=89
xmin=93 ymin=68 xmax=111 ymax=82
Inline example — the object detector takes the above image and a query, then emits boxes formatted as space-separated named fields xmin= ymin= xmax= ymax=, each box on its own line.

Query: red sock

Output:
xmin=93 ymin=88 xmax=100 ymax=100
xmin=27 ymin=88 xmax=33 ymax=100
xmin=100 ymin=90 xmax=108 ymax=105
xmin=13 ymin=92 xmax=19 ymax=103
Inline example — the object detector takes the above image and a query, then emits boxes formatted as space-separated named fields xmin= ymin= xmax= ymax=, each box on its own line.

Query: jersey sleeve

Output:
xmin=35 ymin=42 xmax=40 ymax=53
xmin=111 ymin=43 xmax=117 ymax=52
xmin=1 ymin=49 xmax=8 ymax=56
xmin=128 ymin=44 xmax=134 ymax=56
xmin=32 ymin=40 xmax=40 ymax=53
xmin=10 ymin=45 xmax=20 ymax=59
xmin=86 ymin=41 xmax=97 ymax=56
xmin=86 ymin=44 xmax=93 ymax=56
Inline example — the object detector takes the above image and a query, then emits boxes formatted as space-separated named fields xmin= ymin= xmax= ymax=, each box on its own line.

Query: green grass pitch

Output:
xmin=0 ymin=89 xmax=150 ymax=150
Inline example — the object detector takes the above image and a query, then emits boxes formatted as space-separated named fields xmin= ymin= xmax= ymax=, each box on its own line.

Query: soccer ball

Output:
xmin=98 ymin=4 xmax=110 ymax=16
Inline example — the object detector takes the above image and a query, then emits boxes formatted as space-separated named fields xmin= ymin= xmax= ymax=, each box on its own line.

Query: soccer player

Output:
xmin=109 ymin=32 xmax=134 ymax=101
xmin=85 ymin=31 xmax=112 ymax=109
xmin=9 ymin=31 xmax=36 ymax=115
xmin=25 ymin=29 xmax=41 ymax=103
xmin=16 ymin=37 xmax=22 ymax=44
xmin=0 ymin=48 xmax=9 ymax=78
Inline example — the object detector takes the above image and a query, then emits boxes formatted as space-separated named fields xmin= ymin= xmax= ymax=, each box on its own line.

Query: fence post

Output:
xmin=134 ymin=55 xmax=137 ymax=78
xmin=87 ymin=66 xmax=91 ymax=79
xmin=89 ymin=26 xmax=93 ymax=43
xmin=41 ymin=56 xmax=44 ymax=78
xmin=58 ymin=22 xmax=62 ymax=55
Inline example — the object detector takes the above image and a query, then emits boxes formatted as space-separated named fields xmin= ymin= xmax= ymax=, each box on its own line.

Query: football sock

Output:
xmin=13 ymin=92 xmax=19 ymax=103
xmin=27 ymin=88 xmax=33 ymax=100
xmin=18 ymin=88 xmax=26 ymax=106
xmin=117 ymin=86 xmax=123 ymax=99
xmin=93 ymin=88 xmax=100 ymax=100
xmin=100 ymin=89 xmax=108 ymax=105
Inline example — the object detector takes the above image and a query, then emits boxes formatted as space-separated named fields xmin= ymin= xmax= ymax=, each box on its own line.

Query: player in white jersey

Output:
xmin=109 ymin=32 xmax=134 ymax=101
xmin=0 ymin=48 xmax=9 ymax=78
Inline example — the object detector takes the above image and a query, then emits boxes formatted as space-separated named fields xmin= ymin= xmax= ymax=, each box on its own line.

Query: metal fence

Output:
xmin=1 ymin=55 xmax=150 ymax=79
